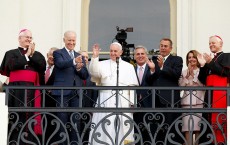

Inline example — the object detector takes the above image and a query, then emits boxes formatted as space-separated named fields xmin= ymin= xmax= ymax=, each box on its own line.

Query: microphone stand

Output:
xmin=115 ymin=57 xmax=119 ymax=108
xmin=116 ymin=57 xmax=119 ymax=87
xmin=115 ymin=57 xmax=119 ymax=144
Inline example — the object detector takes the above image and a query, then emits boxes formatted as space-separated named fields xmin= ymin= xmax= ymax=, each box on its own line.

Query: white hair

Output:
xmin=64 ymin=31 xmax=76 ymax=38
xmin=110 ymin=42 xmax=122 ymax=50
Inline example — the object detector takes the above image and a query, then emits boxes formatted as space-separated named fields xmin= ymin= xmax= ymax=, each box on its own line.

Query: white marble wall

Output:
xmin=0 ymin=0 xmax=82 ymax=82
xmin=177 ymin=0 xmax=230 ymax=69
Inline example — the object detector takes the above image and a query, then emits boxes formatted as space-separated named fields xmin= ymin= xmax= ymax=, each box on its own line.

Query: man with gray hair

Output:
xmin=133 ymin=45 xmax=156 ymax=144
xmin=0 ymin=29 xmax=46 ymax=143
xmin=52 ymin=30 xmax=89 ymax=144
xmin=88 ymin=42 xmax=139 ymax=145
xmin=134 ymin=45 xmax=155 ymax=107
xmin=198 ymin=35 xmax=230 ymax=144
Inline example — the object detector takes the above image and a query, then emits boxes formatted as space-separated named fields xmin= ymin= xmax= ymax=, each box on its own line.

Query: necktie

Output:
xmin=69 ymin=50 xmax=74 ymax=59
xmin=83 ymin=80 xmax=86 ymax=86
xmin=138 ymin=66 xmax=143 ymax=83
xmin=45 ymin=66 xmax=51 ymax=84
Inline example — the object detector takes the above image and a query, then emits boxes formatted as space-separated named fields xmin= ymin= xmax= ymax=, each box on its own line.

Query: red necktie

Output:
xmin=45 ymin=66 xmax=51 ymax=84
xmin=83 ymin=80 xmax=86 ymax=86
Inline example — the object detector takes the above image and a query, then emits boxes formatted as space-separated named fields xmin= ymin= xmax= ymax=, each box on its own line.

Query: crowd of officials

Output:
xmin=0 ymin=29 xmax=229 ymax=145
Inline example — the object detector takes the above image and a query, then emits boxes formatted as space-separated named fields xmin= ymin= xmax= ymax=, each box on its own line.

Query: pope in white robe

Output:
xmin=88 ymin=42 xmax=139 ymax=145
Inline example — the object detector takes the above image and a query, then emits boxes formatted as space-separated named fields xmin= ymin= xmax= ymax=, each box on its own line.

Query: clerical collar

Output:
xmin=18 ymin=46 xmax=27 ymax=50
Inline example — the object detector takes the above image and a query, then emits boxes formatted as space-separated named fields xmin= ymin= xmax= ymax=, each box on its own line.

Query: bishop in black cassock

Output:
xmin=0 ymin=29 xmax=46 ymax=143
xmin=198 ymin=35 xmax=230 ymax=144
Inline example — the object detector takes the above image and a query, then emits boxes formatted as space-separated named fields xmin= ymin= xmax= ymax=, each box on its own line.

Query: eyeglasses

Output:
xmin=21 ymin=36 xmax=33 ymax=40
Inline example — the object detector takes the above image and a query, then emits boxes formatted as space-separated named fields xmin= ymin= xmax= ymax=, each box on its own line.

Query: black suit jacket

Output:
xmin=52 ymin=48 xmax=89 ymax=96
xmin=148 ymin=54 xmax=183 ymax=105
xmin=135 ymin=64 xmax=153 ymax=107
xmin=44 ymin=66 xmax=56 ymax=107
xmin=0 ymin=47 xmax=46 ymax=85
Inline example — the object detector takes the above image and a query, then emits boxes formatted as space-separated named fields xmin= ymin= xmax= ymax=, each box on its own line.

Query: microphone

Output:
xmin=116 ymin=57 xmax=119 ymax=64
xmin=116 ymin=57 xmax=119 ymax=87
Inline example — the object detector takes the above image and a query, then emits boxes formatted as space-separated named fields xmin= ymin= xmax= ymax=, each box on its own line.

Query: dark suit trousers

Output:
xmin=156 ymin=102 xmax=183 ymax=145
xmin=55 ymin=91 xmax=81 ymax=145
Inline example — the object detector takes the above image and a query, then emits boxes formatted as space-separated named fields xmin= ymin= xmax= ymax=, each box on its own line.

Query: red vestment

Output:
xmin=10 ymin=70 xmax=42 ymax=135
xmin=206 ymin=74 xmax=227 ymax=143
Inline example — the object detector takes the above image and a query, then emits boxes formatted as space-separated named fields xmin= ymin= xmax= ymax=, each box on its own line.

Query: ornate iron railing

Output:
xmin=4 ymin=86 xmax=229 ymax=145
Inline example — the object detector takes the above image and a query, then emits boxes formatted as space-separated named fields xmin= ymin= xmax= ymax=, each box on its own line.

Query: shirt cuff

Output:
xmin=160 ymin=66 xmax=163 ymax=70
xmin=193 ymin=77 xmax=198 ymax=83
xmin=150 ymin=70 xmax=155 ymax=74
xmin=73 ymin=59 xmax=76 ymax=65
xmin=76 ymin=68 xmax=81 ymax=71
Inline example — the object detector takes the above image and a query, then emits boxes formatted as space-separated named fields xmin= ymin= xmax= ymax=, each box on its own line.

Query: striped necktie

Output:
xmin=45 ymin=66 xmax=51 ymax=84
xmin=69 ymin=50 xmax=74 ymax=59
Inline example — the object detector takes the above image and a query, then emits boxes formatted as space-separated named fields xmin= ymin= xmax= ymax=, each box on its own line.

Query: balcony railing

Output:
xmin=3 ymin=86 xmax=229 ymax=145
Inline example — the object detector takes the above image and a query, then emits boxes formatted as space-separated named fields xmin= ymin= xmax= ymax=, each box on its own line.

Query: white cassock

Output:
xmin=88 ymin=57 xmax=139 ymax=145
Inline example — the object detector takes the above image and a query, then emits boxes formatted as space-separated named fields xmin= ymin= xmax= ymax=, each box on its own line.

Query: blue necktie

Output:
xmin=69 ymin=51 xmax=74 ymax=59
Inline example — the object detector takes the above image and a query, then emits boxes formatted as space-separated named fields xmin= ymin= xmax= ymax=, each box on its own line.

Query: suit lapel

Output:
xmin=47 ymin=67 xmax=55 ymax=85
xmin=134 ymin=66 xmax=140 ymax=85
xmin=134 ymin=66 xmax=138 ymax=74
xmin=141 ymin=65 xmax=148 ymax=85
xmin=61 ymin=48 xmax=72 ymax=60
xmin=74 ymin=51 xmax=80 ymax=58
xmin=163 ymin=54 xmax=172 ymax=66
xmin=62 ymin=47 xmax=80 ymax=60
xmin=135 ymin=65 xmax=148 ymax=85
xmin=62 ymin=48 xmax=81 ymax=60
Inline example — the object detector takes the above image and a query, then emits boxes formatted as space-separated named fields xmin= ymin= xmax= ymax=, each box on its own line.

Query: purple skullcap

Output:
xmin=214 ymin=35 xmax=223 ymax=42
xmin=19 ymin=29 xmax=28 ymax=34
